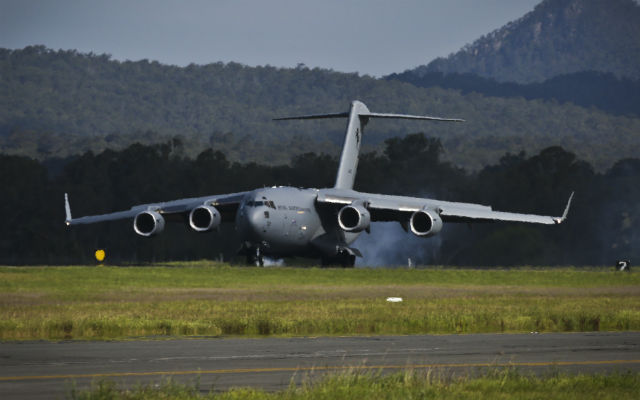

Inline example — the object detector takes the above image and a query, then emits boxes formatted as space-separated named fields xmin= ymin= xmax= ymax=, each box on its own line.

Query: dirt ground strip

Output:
xmin=2 ymin=284 xmax=640 ymax=305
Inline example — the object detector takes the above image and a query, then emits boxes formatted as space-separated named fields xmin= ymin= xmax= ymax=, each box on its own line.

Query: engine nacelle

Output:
xmin=189 ymin=205 xmax=221 ymax=232
xmin=409 ymin=209 xmax=443 ymax=237
xmin=338 ymin=204 xmax=371 ymax=233
xmin=133 ymin=210 xmax=165 ymax=237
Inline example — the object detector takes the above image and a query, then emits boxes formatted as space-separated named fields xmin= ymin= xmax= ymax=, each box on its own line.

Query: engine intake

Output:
xmin=409 ymin=209 xmax=443 ymax=237
xmin=134 ymin=210 xmax=165 ymax=237
xmin=338 ymin=204 xmax=371 ymax=232
xmin=189 ymin=205 xmax=221 ymax=232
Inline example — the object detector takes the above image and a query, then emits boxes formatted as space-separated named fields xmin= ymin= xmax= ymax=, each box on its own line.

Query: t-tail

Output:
xmin=274 ymin=100 xmax=463 ymax=190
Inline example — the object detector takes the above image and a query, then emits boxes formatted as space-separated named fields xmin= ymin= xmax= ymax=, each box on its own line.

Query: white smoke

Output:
xmin=263 ymin=257 xmax=285 ymax=267
xmin=354 ymin=222 xmax=442 ymax=267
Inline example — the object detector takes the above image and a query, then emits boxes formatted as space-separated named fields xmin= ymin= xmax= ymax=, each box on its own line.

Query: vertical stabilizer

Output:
xmin=334 ymin=101 xmax=369 ymax=189
xmin=273 ymin=100 xmax=463 ymax=191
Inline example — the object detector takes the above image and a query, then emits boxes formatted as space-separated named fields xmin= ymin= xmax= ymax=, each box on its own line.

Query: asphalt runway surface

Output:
xmin=1 ymin=332 xmax=639 ymax=399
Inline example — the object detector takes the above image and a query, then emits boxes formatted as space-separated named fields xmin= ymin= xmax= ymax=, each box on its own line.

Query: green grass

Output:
xmin=1 ymin=263 xmax=639 ymax=340
xmin=69 ymin=370 xmax=640 ymax=399
xmin=3 ymin=262 xmax=639 ymax=293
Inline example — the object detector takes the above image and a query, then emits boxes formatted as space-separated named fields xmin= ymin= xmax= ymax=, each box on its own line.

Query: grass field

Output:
xmin=1 ymin=262 xmax=639 ymax=340
xmin=71 ymin=370 xmax=640 ymax=400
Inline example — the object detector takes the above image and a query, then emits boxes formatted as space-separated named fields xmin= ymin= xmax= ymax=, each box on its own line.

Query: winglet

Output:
xmin=553 ymin=192 xmax=574 ymax=224
xmin=64 ymin=193 xmax=72 ymax=226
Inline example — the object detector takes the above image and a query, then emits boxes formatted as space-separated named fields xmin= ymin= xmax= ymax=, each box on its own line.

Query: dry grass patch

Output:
xmin=71 ymin=370 xmax=640 ymax=400
xmin=1 ymin=265 xmax=639 ymax=340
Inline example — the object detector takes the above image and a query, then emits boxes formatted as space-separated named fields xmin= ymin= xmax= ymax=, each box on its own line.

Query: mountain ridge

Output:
xmin=413 ymin=0 xmax=640 ymax=83
xmin=2 ymin=46 xmax=640 ymax=171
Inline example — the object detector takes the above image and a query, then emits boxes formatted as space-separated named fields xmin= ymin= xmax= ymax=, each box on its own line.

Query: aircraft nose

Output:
xmin=246 ymin=208 xmax=265 ymax=236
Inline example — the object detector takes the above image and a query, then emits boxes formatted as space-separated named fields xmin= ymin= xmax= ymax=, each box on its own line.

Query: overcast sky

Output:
xmin=1 ymin=0 xmax=541 ymax=77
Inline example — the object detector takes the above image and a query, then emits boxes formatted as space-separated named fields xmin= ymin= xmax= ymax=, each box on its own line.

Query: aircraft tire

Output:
xmin=320 ymin=254 xmax=355 ymax=268
xmin=246 ymin=251 xmax=264 ymax=267
xmin=341 ymin=254 xmax=356 ymax=268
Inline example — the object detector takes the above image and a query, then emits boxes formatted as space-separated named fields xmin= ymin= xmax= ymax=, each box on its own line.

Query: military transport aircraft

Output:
xmin=65 ymin=100 xmax=573 ymax=266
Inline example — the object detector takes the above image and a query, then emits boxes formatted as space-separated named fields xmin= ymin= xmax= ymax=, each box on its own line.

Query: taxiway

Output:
xmin=1 ymin=332 xmax=639 ymax=399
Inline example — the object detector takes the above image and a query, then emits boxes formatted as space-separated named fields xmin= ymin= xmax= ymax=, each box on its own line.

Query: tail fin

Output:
xmin=274 ymin=100 xmax=463 ymax=190
xmin=334 ymin=101 xmax=369 ymax=189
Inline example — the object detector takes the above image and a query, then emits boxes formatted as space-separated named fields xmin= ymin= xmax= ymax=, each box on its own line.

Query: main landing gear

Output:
xmin=321 ymin=251 xmax=356 ymax=268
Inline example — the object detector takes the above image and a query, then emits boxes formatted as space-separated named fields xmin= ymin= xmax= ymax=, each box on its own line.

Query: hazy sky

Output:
xmin=1 ymin=0 xmax=541 ymax=76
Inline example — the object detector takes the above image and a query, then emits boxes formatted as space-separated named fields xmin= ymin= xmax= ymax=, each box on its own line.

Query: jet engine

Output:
xmin=338 ymin=203 xmax=371 ymax=232
xmin=409 ymin=209 xmax=443 ymax=237
xmin=189 ymin=205 xmax=221 ymax=232
xmin=133 ymin=210 xmax=165 ymax=237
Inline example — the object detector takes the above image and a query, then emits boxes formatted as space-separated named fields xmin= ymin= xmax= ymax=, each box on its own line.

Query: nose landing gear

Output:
xmin=246 ymin=247 xmax=264 ymax=267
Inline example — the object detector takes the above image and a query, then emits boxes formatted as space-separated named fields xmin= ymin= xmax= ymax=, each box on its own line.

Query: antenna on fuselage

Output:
xmin=273 ymin=100 xmax=464 ymax=190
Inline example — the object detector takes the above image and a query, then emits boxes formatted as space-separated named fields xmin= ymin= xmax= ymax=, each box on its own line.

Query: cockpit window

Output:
xmin=246 ymin=200 xmax=276 ymax=209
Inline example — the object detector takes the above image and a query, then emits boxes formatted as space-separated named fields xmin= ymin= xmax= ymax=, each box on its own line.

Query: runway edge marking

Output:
xmin=2 ymin=359 xmax=640 ymax=382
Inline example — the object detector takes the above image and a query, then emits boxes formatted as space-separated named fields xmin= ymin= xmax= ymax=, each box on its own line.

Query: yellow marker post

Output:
xmin=95 ymin=249 xmax=106 ymax=263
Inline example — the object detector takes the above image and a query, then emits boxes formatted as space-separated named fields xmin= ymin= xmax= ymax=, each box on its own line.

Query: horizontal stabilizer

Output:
xmin=273 ymin=112 xmax=349 ymax=121
xmin=361 ymin=112 xmax=464 ymax=122
xmin=274 ymin=111 xmax=463 ymax=122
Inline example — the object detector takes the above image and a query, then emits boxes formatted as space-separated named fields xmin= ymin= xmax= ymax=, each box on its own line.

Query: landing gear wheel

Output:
xmin=246 ymin=248 xmax=264 ymax=267
xmin=256 ymin=247 xmax=264 ymax=267
xmin=320 ymin=253 xmax=355 ymax=268
xmin=341 ymin=254 xmax=356 ymax=268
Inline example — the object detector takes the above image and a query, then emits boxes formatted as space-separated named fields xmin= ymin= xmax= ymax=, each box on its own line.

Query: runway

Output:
xmin=2 ymin=332 xmax=639 ymax=399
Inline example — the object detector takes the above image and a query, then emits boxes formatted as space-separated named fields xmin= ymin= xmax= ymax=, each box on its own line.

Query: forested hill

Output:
xmin=386 ymin=71 xmax=640 ymax=118
xmin=412 ymin=0 xmax=640 ymax=83
xmin=2 ymin=46 xmax=640 ymax=170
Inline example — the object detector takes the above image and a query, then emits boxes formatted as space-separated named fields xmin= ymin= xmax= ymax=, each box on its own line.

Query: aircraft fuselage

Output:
xmin=235 ymin=186 xmax=360 ymax=260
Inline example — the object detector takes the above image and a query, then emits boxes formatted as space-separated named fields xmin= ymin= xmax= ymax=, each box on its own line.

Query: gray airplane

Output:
xmin=65 ymin=100 xmax=573 ymax=266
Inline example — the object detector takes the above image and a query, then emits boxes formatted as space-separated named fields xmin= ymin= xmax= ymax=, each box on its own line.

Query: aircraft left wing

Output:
xmin=64 ymin=191 xmax=248 ymax=226
xmin=317 ymin=189 xmax=573 ymax=226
